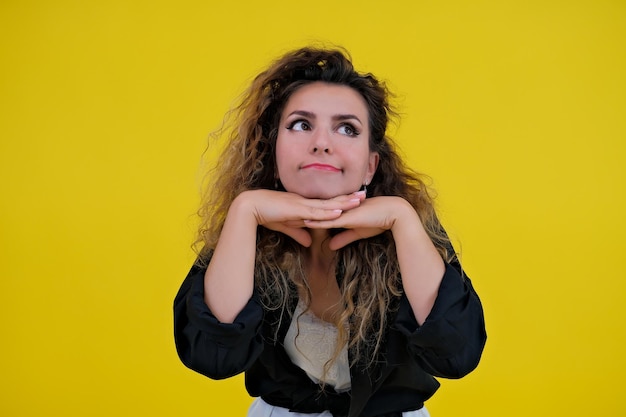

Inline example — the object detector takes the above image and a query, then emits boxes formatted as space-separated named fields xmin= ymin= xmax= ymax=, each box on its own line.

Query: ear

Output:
xmin=366 ymin=151 xmax=379 ymax=184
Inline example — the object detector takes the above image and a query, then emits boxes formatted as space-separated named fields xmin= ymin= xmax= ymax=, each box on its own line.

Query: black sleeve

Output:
xmin=173 ymin=263 xmax=265 ymax=379
xmin=393 ymin=260 xmax=487 ymax=379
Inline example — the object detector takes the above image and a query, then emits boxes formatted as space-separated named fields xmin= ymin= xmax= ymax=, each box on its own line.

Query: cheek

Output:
xmin=274 ymin=138 xmax=294 ymax=176
xmin=352 ymin=148 xmax=375 ymax=174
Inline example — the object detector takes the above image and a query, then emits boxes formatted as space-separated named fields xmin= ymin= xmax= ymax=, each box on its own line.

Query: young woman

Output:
xmin=174 ymin=46 xmax=486 ymax=417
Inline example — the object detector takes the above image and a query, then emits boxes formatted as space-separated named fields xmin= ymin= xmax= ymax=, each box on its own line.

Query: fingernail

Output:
xmin=349 ymin=198 xmax=360 ymax=202
xmin=355 ymin=191 xmax=366 ymax=196
xmin=333 ymin=209 xmax=343 ymax=213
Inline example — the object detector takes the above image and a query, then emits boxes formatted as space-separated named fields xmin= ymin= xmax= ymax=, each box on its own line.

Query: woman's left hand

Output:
xmin=307 ymin=194 xmax=445 ymax=324
xmin=304 ymin=196 xmax=418 ymax=250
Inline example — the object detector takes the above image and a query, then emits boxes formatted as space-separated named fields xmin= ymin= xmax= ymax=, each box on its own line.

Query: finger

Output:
xmin=302 ymin=219 xmax=340 ymax=229
xmin=277 ymin=226 xmax=312 ymax=247
xmin=301 ymin=207 xmax=345 ymax=221
xmin=302 ymin=194 xmax=363 ymax=212
xmin=326 ymin=190 xmax=366 ymax=203
xmin=323 ymin=192 xmax=365 ymax=210
xmin=302 ymin=208 xmax=357 ymax=229
xmin=302 ymin=212 xmax=358 ymax=229
xmin=328 ymin=229 xmax=361 ymax=250
xmin=350 ymin=190 xmax=367 ymax=202
xmin=329 ymin=228 xmax=386 ymax=250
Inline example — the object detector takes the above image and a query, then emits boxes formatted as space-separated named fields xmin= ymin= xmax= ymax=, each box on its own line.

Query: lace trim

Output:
xmin=283 ymin=300 xmax=351 ymax=392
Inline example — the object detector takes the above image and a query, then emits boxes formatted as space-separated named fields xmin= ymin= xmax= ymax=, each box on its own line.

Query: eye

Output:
xmin=286 ymin=119 xmax=311 ymax=131
xmin=337 ymin=123 xmax=360 ymax=137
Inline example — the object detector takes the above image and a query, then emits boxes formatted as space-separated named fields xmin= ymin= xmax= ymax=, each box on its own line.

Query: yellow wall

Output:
xmin=1 ymin=1 xmax=624 ymax=416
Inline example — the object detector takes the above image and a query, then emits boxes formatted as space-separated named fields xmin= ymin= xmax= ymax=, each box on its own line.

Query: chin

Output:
xmin=283 ymin=181 xmax=359 ymax=199
xmin=297 ymin=188 xmax=355 ymax=200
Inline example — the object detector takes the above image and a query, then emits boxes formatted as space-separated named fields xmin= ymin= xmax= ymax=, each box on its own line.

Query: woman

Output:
xmin=174 ymin=46 xmax=486 ymax=417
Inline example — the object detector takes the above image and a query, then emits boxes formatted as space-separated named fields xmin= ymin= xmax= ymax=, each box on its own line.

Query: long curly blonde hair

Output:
xmin=195 ymin=46 xmax=454 ymax=371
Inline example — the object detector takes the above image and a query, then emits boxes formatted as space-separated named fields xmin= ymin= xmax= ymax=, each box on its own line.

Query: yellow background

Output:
xmin=1 ymin=1 xmax=624 ymax=416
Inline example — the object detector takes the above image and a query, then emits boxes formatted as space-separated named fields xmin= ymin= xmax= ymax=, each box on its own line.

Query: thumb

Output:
xmin=281 ymin=227 xmax=313 ymax=247
xmin=328 ymin=230 xmax=360 ymax=250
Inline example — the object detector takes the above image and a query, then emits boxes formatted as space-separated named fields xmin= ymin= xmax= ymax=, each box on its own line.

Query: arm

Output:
xmin=390 ymin=199 xmax=446 ymax=324
xmin=203 ymin=194 xmax=258 ymax=323
xmin=389 ymin=199 xmax=486 ymax=377
xmin=304 ymin=196 xmax=486 ymax=377
xmin=173 ymin=262 xmax=265 ymax=379
xmin=174 ymin=190 xmax=365 ymax=377
xmin=394 ymin=260 xmax=486 ymax=378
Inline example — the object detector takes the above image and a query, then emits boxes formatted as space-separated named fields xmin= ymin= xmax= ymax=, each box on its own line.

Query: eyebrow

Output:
xmin=286 ymin=110 xmax=363 ymax=124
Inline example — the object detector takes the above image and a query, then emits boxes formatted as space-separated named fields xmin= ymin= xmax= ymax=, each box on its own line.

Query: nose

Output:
xmin=310 ymin=128 xmax=332 ymax=154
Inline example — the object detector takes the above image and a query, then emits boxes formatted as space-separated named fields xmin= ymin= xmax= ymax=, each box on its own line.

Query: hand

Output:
xmin=236 ymin=189 xmax=366 ymax=247
xmin=304 ymin=196 xmax=419 ymax=250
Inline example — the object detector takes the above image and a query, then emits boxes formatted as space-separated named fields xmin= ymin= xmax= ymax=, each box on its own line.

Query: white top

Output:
xmin=283 ymin=300 xmax=351 ymax=392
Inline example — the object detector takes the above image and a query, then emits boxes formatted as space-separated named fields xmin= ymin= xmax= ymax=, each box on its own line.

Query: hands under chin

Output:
xmin=245 ymin=189 xmax=419 ymax=250
xmin=304 ymin=195 xmax=418 ymax=250
xmin=245 ymin=189 xmax=364 ymax=248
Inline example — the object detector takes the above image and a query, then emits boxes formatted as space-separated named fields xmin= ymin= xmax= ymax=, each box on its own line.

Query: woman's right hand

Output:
xmin=235 ymin=189 xmax=365 ymax=247
xmin=204 ymin=189 xmax=364 ymax=323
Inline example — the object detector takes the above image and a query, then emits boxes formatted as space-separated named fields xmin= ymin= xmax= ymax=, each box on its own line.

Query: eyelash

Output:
xmin=338 ymin=123 xmax=360 ymax=137
xmin=286 ymin=119 xmax=311 ymax=131
xmin=286 ymin=120 xmax=360 ymax=137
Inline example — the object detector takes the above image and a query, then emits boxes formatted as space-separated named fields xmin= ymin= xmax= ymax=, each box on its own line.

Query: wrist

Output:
xmin=390 ymin=198 xmax=421 ymax=232
xmin=390 ymin=199 xmax=436 ymax=248
xmin=230 ymin=191 xmax=260 ymax=227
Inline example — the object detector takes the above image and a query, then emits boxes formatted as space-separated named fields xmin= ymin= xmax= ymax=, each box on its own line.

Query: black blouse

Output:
xmin=174 ymin=257 xmax=486 ymax=417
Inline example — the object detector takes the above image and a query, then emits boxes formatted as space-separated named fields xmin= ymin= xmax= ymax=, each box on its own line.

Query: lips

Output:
xmin=300 ymin=163 xmax=341 ymax=172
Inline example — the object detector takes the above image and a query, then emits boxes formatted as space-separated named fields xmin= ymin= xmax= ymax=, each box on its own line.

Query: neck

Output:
xmin=306 ymin=229 xmax=335 ymax=268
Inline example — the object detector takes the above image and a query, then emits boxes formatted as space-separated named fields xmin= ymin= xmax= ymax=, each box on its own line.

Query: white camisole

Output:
xmin=283 ymin=300 xmax=351 ymax=392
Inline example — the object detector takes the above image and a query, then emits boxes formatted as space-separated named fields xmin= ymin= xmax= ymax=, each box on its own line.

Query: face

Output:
xmin=275 ymin=82 xmax=379 ymax=199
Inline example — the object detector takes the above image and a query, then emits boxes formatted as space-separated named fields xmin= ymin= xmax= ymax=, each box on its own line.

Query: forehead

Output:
xmin=282 ymin=82 xmax=369 ymax=118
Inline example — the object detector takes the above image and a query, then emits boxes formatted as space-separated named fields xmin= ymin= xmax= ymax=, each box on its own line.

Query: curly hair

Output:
xmin=194 ymin=46 xmax=454 ymax=372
